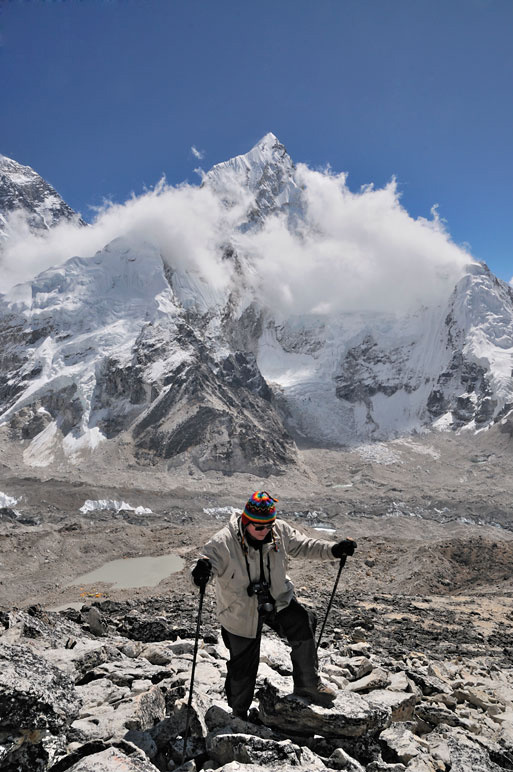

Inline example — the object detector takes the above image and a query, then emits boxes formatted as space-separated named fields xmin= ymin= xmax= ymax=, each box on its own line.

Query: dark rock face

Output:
xmin=427 ymin=346 xmax=494 ymax=426
xmin=499 ymin=411 xmax=513 ymax=437
xmin=131 ymin=340 xmax=296 ymax=475
xmin=335 ymin=336 xmax=419 ymax=404
xmin=0 ymin=319 xmax=37 ymax=410
xmin=42 ymin=384 xmax=85 ymax=435
xmin=423 ymin=266 xmax=513 ymax=429
xmin=223 ymin=301 xmax=264 ymax=356
xmin=90 ymin=357 xmax=150 ymax=439
xmin=9 ymin=404 xmax=53 ymax=440
xmin=219 ymin=352 xmax=272 ymax=401
xmin=335 ymin=324 xmax=500 ymax=432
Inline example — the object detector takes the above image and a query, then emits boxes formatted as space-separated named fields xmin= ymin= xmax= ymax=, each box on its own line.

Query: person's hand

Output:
xmin=331 ymin=538 xmax=357 ymax=558
xmin=192 ymin=558 xmax=212 ymax=588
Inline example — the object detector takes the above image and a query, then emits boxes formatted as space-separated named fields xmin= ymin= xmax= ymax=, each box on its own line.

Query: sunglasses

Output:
xmin=252 ymin=523 xmax=274 ymax=531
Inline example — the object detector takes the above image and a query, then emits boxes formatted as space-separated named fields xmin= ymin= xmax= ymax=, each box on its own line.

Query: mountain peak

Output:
xmin=246 ymin=132 xmax=288 ymax=164
xmin=251 ymin=131 xmax=281 ymax=150
xmin=204 ymin=132 xmax=300 ymax=227
xmin=0 ymin=153 xmax=84 ymax=240
xmin=205 ymin=132 xmax=290 ymax=185
xmin=0 ymin=153 xmax=39 ymax=181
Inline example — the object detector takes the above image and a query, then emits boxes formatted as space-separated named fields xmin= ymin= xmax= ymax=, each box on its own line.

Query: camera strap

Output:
xmin=243 ymin=545 xmax=271 ymax=587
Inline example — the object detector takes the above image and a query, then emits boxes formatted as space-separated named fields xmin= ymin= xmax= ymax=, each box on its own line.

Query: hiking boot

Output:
xmin=293 ymin=681 xmax=336 ymax=706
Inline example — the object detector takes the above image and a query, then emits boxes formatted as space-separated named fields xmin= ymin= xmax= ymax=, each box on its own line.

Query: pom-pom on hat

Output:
xmin=241 ymin=491 xmax=278 ymax=525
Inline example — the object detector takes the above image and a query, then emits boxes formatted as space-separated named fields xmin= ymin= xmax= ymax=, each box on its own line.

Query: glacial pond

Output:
xmin=67 ymin=553 xmax=185 ymax=591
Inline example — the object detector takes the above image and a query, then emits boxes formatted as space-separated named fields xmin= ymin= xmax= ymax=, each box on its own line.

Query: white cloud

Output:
xmin=191 ymin=145 xmax=204 ymax=160
xmin=235 ymin=165 xmax=473 ymax=315
xmin=0 ymin=162 xmax=475 ymax=317
xmin=0 ymin=178 xmax=242 ymax=294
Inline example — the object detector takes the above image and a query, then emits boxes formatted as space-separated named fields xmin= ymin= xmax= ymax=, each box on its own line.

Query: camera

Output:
xmin=247 ymin=580 xmax=275 ymax=616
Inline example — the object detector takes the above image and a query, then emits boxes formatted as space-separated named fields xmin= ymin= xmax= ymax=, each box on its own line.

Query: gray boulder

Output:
xmin=76 ymin=677 xmax=130 ymax=710
xmin=326 ymin=746 xmax=366 ymax=771
xmin=404 ymin=758 xmax=438 ymax=771
xmin=64 ymin=746 xmax=160 ymax=770
xmin=70 ymin=684 xmax=166 ymax=743
xmin=84 ymin=606 xmax=108 ymax=637
xmin=77 ymin=657 xmax=175 ymax=687
xmin=205 ymin=704 xmax=274 ymax=739
xmin=364 ymin=689 xmax=418 ymax=722
xmin=0 ymin=727 xmax=67 ymax=771
xmin=206 ymin=732 xmax=325 ymax=768
xmin=415 ymin=701 xmax=470 ymax=729
xmin=213 ymin=762 xmax=323 ymax=772
xmin=149 ymin=693 xmax=209 ymax=748
xmin=332 ymin=655 xmax=373 ymax=681
xmin=425 ymin=726 xmax=507 ymax=772
xmin=0 ymin=642 xmax=81 ymax=733
xmin=123 ymin=730 xmax=158 ymax=760
xmin=404 ymin=669 xmax=451 ymax=697
xmin=43 ymin=639 xmax=118 ymax=680
xmin=348 ymin=668 xmax=391 ymax=693
xmin=379 ymin=725 xmax=430 ymax=764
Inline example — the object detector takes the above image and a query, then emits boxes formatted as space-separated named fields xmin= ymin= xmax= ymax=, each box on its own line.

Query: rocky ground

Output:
xmin=1 ymin=428 xmax=513 ymax=770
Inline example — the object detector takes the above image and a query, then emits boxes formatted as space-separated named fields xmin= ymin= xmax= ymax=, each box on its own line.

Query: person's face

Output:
xmin=246 ymin=522 xmax=274 ymax=541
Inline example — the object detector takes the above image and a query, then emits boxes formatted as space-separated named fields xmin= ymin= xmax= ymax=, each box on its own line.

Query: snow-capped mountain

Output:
xmin=203 ymin=132 xmax=306 ymax=230
xmin=0 ymin=235 xmax=295 ymax=475
xmin=0 ymin=154 xmax=84 ymax=243
xmin=0 ymin=135 xmax=512 ymax=474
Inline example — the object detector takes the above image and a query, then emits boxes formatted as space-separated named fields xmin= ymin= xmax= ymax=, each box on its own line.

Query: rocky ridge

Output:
xmin=1 ymin=588 xmax=513 ymax=772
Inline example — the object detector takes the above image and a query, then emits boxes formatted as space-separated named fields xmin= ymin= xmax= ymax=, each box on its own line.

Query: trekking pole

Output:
xmin=181 ymin=582 xmax=206 ymax=765
xmin=316 ymin=555 xmax=347 ymax=651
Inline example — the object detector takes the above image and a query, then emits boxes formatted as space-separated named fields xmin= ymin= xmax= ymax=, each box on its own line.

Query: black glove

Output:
xmin=192 ymin=558 xmax=212 ymax=588
xmin=332 ymin=538 xmax=357 ymax=558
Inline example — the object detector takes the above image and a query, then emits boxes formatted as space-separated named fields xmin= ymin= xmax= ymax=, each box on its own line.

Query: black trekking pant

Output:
xmin=221 ymin=598 xmax=318 ymax=716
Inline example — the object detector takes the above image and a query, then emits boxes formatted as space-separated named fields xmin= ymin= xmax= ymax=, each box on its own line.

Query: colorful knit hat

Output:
xmin=241 ymin=491 xmax=278 ymax=526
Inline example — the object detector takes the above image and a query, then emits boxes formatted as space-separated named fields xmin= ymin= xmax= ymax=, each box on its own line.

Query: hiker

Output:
xmin=191 ymin=491 xmax=356 ymax=719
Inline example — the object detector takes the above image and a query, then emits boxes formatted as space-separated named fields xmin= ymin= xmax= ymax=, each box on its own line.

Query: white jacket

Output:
xmin=194 ymin=514 xmax=336 ymax=638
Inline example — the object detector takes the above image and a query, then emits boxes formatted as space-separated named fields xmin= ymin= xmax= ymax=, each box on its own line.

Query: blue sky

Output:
xmin=2 ymin=0 xmax=512 ymax=282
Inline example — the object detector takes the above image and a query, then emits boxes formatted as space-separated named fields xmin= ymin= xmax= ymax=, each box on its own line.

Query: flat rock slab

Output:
xmin=257 ymin=678 xmax=390 ymax=737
